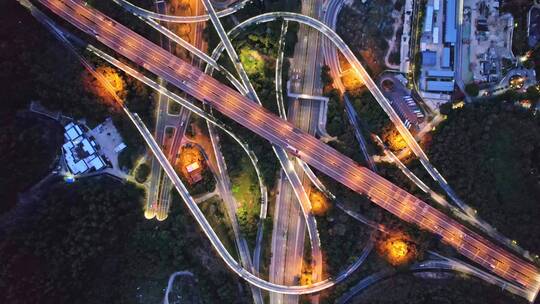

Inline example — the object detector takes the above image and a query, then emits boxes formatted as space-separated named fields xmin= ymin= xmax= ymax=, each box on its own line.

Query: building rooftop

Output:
xmin=65 ymin=122 xmax=83 ymax=141
xmin=422 ymin=51 xmax=437 ymax=66
xmin=442 ymin=47 xmax=451 ymax=68
xmin=445 ymin=0 xmax=457 ymax=44
xmin=427 ymin=69 xmax=455 ymax=78
xmin=62 ymin=122 xmax=107 ymax=175
xmin=87 ymin=156 xmax=105 ymax=171
xmin=427 ymin=80 xmax=455 ymax=92
xmin=113 ymin=142 xmax=127 ymax=153
xmin=424 ymin=5 xmax=434 ymax=33
xmin=186 ymin=162 xmax=200 ymax=173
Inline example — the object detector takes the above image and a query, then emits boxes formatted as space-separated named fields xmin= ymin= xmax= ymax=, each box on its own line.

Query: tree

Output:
xmin=321 ymin=65 xmax=333 ymax=87
xmin=439 ymin=101 xmax=453 ymax=115
xmin=525 ymin=84 xmax=540 ymax=101
xmin=134 ymin=163 xmax=150 ymax=183
xmin=427 ymin=101 xmax=540 ymax=252
xmin=237 ymin=205 xmax=258 ymax=245
xmin=465 ymin=82 xmax=480 ymax=97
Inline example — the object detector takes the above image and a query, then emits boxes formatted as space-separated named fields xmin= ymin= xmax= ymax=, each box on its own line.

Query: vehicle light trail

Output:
xmin=35 ymin=0 xmax=540 ymax=301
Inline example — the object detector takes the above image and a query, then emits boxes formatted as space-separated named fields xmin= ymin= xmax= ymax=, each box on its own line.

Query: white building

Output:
xmin=63 ymin=122 xmax=106 ymax=175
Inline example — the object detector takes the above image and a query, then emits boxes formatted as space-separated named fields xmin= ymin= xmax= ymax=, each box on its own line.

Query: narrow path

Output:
xmin=383 ymin=9 xmax=402 ymax=70
xmin=163 ymin=271 xmax=195 ymax=304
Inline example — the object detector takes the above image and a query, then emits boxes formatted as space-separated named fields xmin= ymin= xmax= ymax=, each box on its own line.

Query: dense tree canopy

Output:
xmin=0 ymin=177 xmax=248 ymax=303
xmin=0 ymin=116 xmax=63 ymax=214
xmin=351 ymin=274 xmax=527 ymax=304
xmin=465 ymin=82 xmax=480 ymax=97
xmin=427 ymin=101 xmax=540 ymax=253
xmin=134 ymin=162 xmax=150 ymax=183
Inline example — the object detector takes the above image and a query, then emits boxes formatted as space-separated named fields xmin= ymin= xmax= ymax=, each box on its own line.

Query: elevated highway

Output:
xmin=112 ymin=0 xmax=247 ymax=23
xmin=35 ymin=1 xmax=540 ymax=301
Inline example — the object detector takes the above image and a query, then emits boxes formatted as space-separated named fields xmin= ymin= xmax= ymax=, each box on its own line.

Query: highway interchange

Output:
xmin=270 ymin=1 xmax=326 ymax=303
xmin=24 ymin=0 xmax=540 ymax=302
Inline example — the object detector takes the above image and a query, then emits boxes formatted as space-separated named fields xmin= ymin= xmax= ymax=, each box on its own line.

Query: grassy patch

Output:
xmin=231 ymin=157 xmax=261 ymax=248
xmin=231 ymin=166 xmax=261 ymax=211
xmin=239 ymin=47 xmax=265 ymax=76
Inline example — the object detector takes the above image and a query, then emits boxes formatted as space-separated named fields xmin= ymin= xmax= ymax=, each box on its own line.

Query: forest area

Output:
xmin=351 ymin=274 xmax=527 ymax=304
xmin=213 ymin=21 xmax=293 ymax=190
xmin=336 ymin=0 xmax=401 ymax=75
xmin=0 ymin=0 xmax=154 ymax=180
xmin=0 ymin=115 xmax=63 ymax=214
xmin=428 ymin=101 xmax=540 ymax=253
xmin=0 ymin=178 xmax=248 ymax=303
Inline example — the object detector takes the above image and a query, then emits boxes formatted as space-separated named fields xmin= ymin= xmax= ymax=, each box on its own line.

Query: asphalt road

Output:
xmin=36 ymin=1 xmax=540 ymax=301
xmin=112 ymin=0 xmax=247 ymax=23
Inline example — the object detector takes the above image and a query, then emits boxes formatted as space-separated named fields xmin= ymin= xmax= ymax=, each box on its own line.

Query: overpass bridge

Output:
xmin=34 ymin=0 xmax=540 ymax=301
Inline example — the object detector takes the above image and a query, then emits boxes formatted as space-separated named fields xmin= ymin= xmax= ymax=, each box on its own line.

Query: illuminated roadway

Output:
xmin=215 ymin=9 xmax=534 ymax=261
xmin=320 ymin=2 xmax=468 ymax=213
xmin=201 ymin=0 xmax=324 ymax=287
xmin=146 ymin=0 xmax=175 ymax=221
xmin=37 ymin=1 xmax=540 ymax=301
xmin=320 ymin=1 xmax=533 ymax=259
xmin=155 ymin=0 xmax=208 ymax=221
xmin=73 ymin=17 xmax=379 ymax=296
xmin=321 ymin=0 xmax=376 ymax=172
xmin=148 ymin=2 xmax=263 ymax=300
xmin=39 ymin=3 xmax=527 ymax=300
xmin=112 ymin=0 xmax=248 ymax=23
xmin=270 ymin=0 xmax=326 ymax=303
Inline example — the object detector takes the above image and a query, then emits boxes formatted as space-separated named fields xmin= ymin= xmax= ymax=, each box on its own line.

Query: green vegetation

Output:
xmin=352 ymin=274 xmax=527 ymax=304
xmin=316 ymin=204 xmax=371 ymax=276
xmin=237 ymin=205 xmax=259 ymax=249
xmin=239 ymin=47 xmax=265 ymax=76
xmin=231 ymin=169 xmax=261 ymax=210
xmin=321 ymin=65 xmax=333 ymax=87
xmin=465 ymin=82 xmax=480 ymax=97
xmin=168 ymin=100 xmax=182 ymax=115
xmin=233 ymin=22 xmax=283 ymax=113
xmin=260 ymin=215 xmax=274 ymax=277
xmin=0 ymin=116 xmax=63 ymax=214
xmin=86 ymin=0 xmax=159 ymax=44
xmin=177 ymin=166 xmax=216 ymax=196
xmin=336 ymin=0 xmax=397 ymax=74
xmin=262 ymin=0 xmax=301 ymax=13
xmin=114 ymin=68 xmax=155 ymax=171
xmin=213 ymin=22 xmax=288 ymax=189
xmin=411 ymin=0 xmax=428 ymax=83
xmin=199 ymin=197 xmax=237 ymax=258
xmin=1 ymin=3 xmax=151 ymax=174
xmin=0 ymin=2 xmax=109 ymax=124
xmin=134 ymin=162 xmax=150 ymax=183
xmin=428 ymin=101 xmax=540 ymax=252
xmin=221 ymin=141 xmax=261 ymax=248
xmin=321 ymin=66 xmax=377 ymax=165
xmin=0 ymin=178 xmax=142 ymax=303
xmin=0 ymin=177 xmax=247 ymax=303
xmin=501 ymin=0 xmax=535 ymax=55
xmin=351 ymin=90 xmax=391 ymax=135
xmin=321 ymin=65 xmax=348 ymax=137
xmin=532 ymin=46 xmax=540 ymax=78
xmin=326 ymin=89 xmax=348 ymax=137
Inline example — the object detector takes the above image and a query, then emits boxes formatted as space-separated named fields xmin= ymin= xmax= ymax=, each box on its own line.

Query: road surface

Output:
xmin=34 ymin=1 xmax=540 ymax=301
xmin=112 ymin=0 xmax=247 ymax=23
